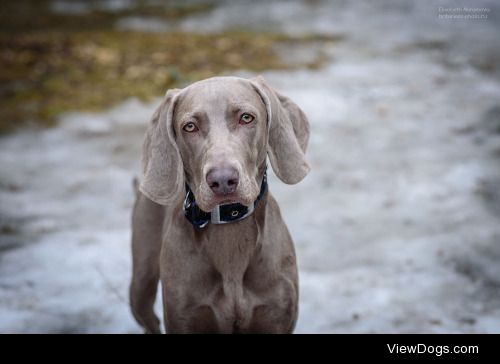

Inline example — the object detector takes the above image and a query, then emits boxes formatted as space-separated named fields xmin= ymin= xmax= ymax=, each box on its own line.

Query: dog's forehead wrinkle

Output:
xmin=181 ymin=77 xmax=257 ymax=105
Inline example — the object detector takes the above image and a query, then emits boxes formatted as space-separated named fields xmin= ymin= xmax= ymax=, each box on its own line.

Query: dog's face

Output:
xmin=173 ymin=78 xmax=267 ymax=212
xmin=139 ymin=76 xmax=310 ymax=209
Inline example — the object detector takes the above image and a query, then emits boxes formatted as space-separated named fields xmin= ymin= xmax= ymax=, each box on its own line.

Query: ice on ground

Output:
xmin=1 ymin=0 xmax=500 ymax=333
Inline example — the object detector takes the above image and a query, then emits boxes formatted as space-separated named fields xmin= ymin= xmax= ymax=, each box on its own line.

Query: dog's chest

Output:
xmin=202 ymin=221 xmax=258 ymax=274
xmin=199 ymin=221 xmax=262 ymax=330
xmin=163 ymin=205 xmax=297 ymax=333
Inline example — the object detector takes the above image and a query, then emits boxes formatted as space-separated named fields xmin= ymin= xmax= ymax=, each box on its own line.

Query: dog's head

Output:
xmin=139 ymin=76 xmax=310 ymax=212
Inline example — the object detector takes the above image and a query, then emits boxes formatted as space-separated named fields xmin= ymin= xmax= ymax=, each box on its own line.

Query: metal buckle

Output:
xmin=211 ymin=203 xmax=254 ymax=225
xmin=210 ymin=204 xmax=221 ymax=224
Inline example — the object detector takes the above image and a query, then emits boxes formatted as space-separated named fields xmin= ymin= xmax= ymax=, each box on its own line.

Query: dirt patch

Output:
xmin=0 ymin=1 xmax=338 ymax=133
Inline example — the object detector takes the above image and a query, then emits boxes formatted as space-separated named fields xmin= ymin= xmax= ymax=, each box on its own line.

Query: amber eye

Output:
xmin=182 ymin=122 xmax=198 ymax=133
xmin=239 ymin=113 xmax=255 ymax=125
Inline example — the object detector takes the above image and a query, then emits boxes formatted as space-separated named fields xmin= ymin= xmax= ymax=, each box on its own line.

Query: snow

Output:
xmin=1 ymin=0 xmax=500 ymax=333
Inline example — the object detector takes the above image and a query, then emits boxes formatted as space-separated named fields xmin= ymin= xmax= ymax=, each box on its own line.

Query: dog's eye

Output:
xmin=239 ymin=113 xmax=255 ymax=125
xmin=182 ymin=122 xmax=198 ymax=133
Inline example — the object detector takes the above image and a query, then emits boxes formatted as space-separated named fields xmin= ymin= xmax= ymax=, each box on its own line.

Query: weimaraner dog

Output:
xmin=130 ymin=76 xmax=310 ymax=333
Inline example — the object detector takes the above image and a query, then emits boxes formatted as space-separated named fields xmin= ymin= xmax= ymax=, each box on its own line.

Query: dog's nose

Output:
xmin=206 ymin=166 xmax=239 ymax=196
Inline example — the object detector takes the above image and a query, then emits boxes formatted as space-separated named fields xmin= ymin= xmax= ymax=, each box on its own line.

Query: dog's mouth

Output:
xmin=195 ymin=191 xmax=256 ymax=213
xmin=202 ymin=194 xmax=250 ymax=212
xmin=217 ymin=197 xmax=238 ymax=205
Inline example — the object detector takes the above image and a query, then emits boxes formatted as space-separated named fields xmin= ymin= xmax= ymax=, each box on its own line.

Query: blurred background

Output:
xmin=0 ymin=0 xmax=499 ymax=333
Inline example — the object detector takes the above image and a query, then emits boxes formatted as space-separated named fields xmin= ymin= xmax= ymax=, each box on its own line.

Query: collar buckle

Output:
xmin=210 ymin=202 xmax=254 ymax=225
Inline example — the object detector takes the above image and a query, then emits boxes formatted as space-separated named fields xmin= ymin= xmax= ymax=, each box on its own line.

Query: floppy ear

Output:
xmin=251 ymin=76 xmax=310 ymax=184
xmin=139 ymin=89 xmax=183 ymax=205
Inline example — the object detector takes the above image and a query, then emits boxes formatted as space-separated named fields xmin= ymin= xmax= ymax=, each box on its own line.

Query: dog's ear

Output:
xmin=251 ymin=76 xmax=310 ymax=184
xmin=139 ymin=89 xmax=183 ymax=205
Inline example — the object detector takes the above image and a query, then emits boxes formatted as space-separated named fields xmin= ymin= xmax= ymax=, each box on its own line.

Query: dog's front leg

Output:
xmin=130 ymin=191 xmax=165 ymax=334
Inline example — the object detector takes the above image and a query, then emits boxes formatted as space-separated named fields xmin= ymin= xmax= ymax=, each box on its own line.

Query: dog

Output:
xmin=130 ymin=76 xmax=310 ymax=333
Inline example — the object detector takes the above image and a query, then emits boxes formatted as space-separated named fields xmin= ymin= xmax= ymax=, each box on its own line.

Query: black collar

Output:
xmin=183 ymin=171 xmax=268 ymax=229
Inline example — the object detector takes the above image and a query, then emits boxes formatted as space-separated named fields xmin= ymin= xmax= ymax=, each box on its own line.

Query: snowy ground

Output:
xmin=1 ymin=0 xmax=500 ymax=333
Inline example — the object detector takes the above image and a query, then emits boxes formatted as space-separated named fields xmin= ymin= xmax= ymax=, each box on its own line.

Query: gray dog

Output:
xmin=130 ymin=76 xmax=310 ymax=333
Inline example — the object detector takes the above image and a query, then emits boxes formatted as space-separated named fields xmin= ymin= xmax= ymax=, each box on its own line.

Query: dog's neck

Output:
xmin=193 ymin=184 xmax=268 ymax=287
